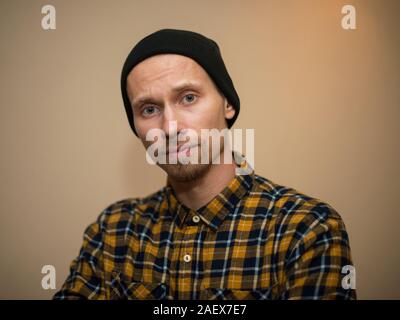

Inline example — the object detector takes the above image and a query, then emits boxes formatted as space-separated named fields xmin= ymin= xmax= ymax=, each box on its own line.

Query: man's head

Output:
xmin=121 ymin=29 xmax=240 ymax=181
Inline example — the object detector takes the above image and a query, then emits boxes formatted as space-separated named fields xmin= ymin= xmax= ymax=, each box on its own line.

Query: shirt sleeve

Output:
xmin=53 ymin=213 xmax=107 ymax=300
xmin=278 ymin=203 xmax=357 ymax=300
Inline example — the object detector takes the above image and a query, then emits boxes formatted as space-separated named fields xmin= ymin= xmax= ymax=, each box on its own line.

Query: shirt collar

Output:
xmin=164 ymin=151 xmax=254 ymax=231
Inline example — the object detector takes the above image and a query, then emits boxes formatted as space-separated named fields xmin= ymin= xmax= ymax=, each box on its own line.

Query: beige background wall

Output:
xmin=0 ymin=0 xmax=399 ymax=299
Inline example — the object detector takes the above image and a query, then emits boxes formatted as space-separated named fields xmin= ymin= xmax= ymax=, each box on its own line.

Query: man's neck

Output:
xmin=168 ymin=160 xmax=237 ymax=211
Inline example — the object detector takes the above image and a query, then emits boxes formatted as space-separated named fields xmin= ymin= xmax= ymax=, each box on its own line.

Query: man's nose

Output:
xmin=161 ymin=104 xmax=181 ymax=137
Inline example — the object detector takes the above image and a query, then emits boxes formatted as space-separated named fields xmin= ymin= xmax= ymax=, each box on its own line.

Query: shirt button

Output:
xmin=183 ymin=254 xmax=191 ymax=263
xmin=192 ymin=215 xmax=200 ymax=223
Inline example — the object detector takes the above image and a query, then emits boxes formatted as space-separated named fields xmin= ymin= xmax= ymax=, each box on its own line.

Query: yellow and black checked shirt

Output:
xmin=54 ymin=154 xmax=356 ymax=300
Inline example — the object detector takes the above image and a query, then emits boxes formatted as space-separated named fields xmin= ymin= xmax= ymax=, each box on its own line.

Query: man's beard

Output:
xmin=158 ymin=139 xmax=227 ymax=182
xmin=158 ymin=161 xmax=211 ymax=182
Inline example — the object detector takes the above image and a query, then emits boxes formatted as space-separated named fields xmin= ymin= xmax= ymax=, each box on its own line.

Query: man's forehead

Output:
xmin=126 ymin=54 xmax=211 ymax=103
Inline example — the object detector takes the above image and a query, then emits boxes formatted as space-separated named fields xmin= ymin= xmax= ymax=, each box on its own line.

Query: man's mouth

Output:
xmin=166 ymin=144 xmax=198 ymax=156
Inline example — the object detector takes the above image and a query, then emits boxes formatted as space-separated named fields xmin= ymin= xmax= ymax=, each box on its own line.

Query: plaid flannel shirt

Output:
xmin=54 ymin=153 xmax=356 ymax=300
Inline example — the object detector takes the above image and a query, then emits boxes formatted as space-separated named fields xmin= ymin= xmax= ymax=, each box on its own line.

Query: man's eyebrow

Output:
xmin=131 ymin=81 xmax=201 ymax=107
xmin=170 ymin=81 xmax=201 ymax=93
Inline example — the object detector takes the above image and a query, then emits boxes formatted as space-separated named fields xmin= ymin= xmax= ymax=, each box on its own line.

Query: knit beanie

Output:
xmin=120 ymin=28 xmax=240 ymax=137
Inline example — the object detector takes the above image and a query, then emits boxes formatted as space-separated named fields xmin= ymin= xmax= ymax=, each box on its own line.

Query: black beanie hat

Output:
xmin=120 ymin=28 xmax=240 ymax=137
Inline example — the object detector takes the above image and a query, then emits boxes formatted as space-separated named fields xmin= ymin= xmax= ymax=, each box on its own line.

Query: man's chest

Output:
xmin=103 ymin=216 xmax=280 ymax=299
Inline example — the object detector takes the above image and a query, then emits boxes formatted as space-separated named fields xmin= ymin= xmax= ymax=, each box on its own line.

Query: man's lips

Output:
xmin=165 ymin=144 xmax=198 ymax=155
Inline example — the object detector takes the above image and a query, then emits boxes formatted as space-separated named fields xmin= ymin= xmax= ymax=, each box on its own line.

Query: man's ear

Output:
xmin=224 ymin=97 xmax=235 ymax=120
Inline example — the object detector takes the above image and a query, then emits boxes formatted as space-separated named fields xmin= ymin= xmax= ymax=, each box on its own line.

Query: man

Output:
xmin=54 ymin=29 xmax=356 ymax=300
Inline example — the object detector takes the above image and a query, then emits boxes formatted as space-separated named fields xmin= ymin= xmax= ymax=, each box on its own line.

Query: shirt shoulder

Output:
xmin=251 ymin=173 xmax=346 ymax=236
xmin=94 ymin=187 xmax=167 ymax=231
xmin=251 ymin=173 xmax=352 ymax=262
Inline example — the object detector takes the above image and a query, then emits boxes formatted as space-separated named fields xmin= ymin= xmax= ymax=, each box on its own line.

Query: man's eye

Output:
xmin=182 ymin=94 xmax=197 ymax=104
xmin=142 ymin=106 xmax=158 ymax=116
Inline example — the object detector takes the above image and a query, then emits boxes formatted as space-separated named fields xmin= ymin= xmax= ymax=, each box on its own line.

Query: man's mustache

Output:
xmin=147 ymin=140 xmax=201 ymax=156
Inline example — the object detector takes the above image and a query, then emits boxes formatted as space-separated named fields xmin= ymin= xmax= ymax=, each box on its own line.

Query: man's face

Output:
xmin=126 ymin=54 xmax=235 ymax=182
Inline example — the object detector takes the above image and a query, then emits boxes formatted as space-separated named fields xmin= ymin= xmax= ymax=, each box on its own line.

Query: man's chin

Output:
xmin=159 ymin=163 xmax=211 ymax=183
